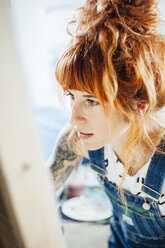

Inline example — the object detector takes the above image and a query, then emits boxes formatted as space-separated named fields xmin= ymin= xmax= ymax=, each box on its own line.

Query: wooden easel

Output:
xmin=0 ymin=1 xmax=65 ymax=247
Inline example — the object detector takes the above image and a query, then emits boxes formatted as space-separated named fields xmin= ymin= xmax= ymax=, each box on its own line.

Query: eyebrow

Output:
xmin=66 ymin=90 xmax=96 ymax=99
xmin=82 ymin=94 xmax=96 ymax=98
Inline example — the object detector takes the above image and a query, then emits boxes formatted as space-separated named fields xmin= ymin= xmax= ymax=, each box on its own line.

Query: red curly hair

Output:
xmin=55 ymin=0 xmax=165 ymax=176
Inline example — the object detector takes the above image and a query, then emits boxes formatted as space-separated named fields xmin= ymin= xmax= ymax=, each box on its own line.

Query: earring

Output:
xmin=137 ymin=103 xmax=145 ymax=110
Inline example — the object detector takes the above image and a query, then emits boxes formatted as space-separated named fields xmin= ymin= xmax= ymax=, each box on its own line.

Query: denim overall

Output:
xmin=88 ymin=147 xmax=165 ymax=248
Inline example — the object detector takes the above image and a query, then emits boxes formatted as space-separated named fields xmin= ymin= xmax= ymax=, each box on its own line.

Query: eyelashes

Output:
xmin=65 ymin=90 xmax=73 ymax=97
xmin=65 ymin=91 xmax=74 ymax=100
xmin=86 ymin=99 xmax=99 ymax=106
xmin=65 ymin=90 xmax=100 ymax=106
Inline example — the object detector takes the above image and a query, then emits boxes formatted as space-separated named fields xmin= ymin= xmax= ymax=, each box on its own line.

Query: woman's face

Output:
xmin=67 ymin=89 xmax=129 ymax=150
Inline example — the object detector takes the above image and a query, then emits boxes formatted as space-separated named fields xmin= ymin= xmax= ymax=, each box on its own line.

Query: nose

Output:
xmin=69 ymin=101 xmax=86 ymax=126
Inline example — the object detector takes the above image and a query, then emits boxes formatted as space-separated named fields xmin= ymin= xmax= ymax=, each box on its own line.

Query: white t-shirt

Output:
xmin=104 ymin=144 xmax=165 ymax=218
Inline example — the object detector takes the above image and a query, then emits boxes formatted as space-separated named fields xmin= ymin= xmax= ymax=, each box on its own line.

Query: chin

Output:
xmin=82 ymin=140 xmax=104 ymax=151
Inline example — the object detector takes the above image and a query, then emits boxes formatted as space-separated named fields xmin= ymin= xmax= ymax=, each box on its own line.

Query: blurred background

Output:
xmin=10 ymin=0 xmax=84 ymax=161
xmin=10 ymin=0 xmax=165 ymax=161
xmin=8 ymin=1 xmax=165 ymax=247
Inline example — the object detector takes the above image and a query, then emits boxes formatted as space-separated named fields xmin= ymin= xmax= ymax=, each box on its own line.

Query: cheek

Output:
xmin=94 ymin=116 xmax=111 ymax=134
xmin=86 ymin=107 xmax=112 ymax=134
xmin=93 ymin=113 xmax=124 ymax=139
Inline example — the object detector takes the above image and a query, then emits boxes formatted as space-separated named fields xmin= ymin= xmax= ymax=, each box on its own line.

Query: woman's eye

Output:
xmin=86 ymin=99 xmax=99 ymax=106
xmin=65 ymin=91 xmax=74 ymax=100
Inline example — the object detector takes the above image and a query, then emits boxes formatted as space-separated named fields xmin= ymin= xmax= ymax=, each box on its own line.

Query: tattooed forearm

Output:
xmin=49 ymin=127 xmax=82 ymax=191
xmin=51 ymin=157 xmax=82 ymax=191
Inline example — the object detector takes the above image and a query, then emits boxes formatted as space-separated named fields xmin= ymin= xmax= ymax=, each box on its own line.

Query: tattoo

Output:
xmin=52 ymin=158 xmax=81 ymax=190
xmin=49 ymin=129 xmax=82 ymax=191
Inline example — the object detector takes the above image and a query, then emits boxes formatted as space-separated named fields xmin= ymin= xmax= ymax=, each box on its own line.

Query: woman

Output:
xmin=50 ymin=0 xmax=165 ymax=247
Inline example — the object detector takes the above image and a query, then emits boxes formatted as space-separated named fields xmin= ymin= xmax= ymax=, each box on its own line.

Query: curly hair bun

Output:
xmin=75 ymin=0 xmax=161 ymax=37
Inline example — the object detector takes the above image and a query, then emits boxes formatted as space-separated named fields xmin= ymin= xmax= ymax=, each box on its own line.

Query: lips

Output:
xmin=78 ymin=132 xmax=94 ymax=140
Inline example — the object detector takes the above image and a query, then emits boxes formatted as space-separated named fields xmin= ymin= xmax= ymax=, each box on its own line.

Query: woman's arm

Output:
xmin=48 ymin=124 xmax=84 ymax=195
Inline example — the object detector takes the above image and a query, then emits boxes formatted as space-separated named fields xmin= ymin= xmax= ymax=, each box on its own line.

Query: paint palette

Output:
xmin=61 ymin=194 xmax=112 ymax=221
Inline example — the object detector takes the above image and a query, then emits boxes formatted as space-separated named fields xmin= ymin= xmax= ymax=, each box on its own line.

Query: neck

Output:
xmin=110 ymin=117 xmax=163 ymax=174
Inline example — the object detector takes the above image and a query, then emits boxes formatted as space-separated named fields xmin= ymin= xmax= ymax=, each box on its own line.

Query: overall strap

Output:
xmin=88 ymin=147 xmax=107 ymax=182
xmin=141 ymin=152 xmax=165 ymax=201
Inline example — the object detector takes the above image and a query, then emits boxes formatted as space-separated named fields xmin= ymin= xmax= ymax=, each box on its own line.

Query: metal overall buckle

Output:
xmin=141 ymin=184 xmax=161 ymax=210
xmin=90 ymin=163 xmax=107 ymax=185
